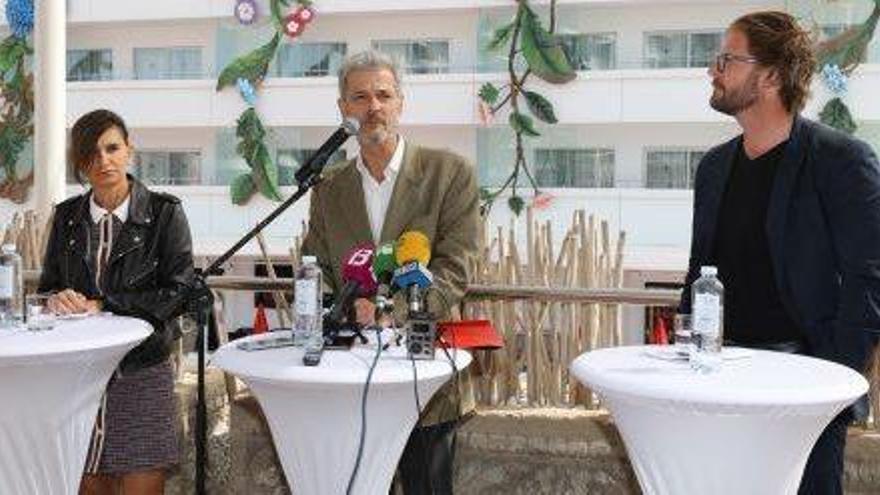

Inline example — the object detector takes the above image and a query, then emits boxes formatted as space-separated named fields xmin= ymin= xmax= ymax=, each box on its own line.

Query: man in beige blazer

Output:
xmin=302 ymin=50 xmax=479 ymax=494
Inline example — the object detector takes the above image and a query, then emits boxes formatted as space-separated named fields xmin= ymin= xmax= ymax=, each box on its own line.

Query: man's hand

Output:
xmin=353 ymin=298 xmax=376 ymax=326
xmin=48 ymin=289 xmax=98 ymax=315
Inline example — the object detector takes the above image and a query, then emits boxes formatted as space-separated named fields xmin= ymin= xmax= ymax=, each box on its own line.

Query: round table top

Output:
xmin=212 ymin=330 xmax=472 ymax=386
xmin=0 ymin=313 xmax=152 ymax=363
xmin=571 ymin=345 xmax=868 ymax=410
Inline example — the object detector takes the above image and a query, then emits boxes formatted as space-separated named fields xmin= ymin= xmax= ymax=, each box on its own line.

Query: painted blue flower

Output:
xmin=821 ymin=64 xmax=848 ymax=95
xmin=237 ymin=77 xmax=257 ymax=106
xmin=5 ymin=0 xmax=34 ymax=39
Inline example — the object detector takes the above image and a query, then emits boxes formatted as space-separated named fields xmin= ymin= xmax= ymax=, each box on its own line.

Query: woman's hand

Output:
xmin=48 ymin=289 xmax=98 ymax=315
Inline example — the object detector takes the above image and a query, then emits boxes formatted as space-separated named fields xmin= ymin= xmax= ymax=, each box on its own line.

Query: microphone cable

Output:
xmin=345 ymin=327 xmax=383 ymax=495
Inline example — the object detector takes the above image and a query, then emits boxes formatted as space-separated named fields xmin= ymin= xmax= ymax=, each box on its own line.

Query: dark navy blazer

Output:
xmin=680 ymin=116 xmax=880 ymax=382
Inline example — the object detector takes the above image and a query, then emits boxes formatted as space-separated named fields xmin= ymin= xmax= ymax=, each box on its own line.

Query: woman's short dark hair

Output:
xmin=69 ymin=109 xmax=130 ymax=184
xmin=731 ymin=11 xmax=816 ymax=114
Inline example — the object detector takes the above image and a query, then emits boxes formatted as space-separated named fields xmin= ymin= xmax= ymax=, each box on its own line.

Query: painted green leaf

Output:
xmin=519 ymin=7 xmax=576 ymax=84
xmin=478 ymin=83 xmax=500 ymax=105
xmin=0 ymin=37 xmax=28 ymax=76
xmin=523 ymin=91 xmax=558 ymax=124
xmin=479 ymin=187 xmax=494 ymax=202
xmin=230 ymin=172 xmax=257 ymax=205
xmin=508 ymin=195 xmax=525 ymax=216
xmin=251 ymin=144 xmax=283 ymax=201
xmin=216 ymin=33 xmax=281 ymax=91
xmin=509 ymin=111 xmax=540 ymax=137
xmin=819 ymin=97 xmax=857 ymax=135
xmin=236 ymin=108 xmax=265 ymax=143
xmin=488 ymin=22 xmax=515 ymax=51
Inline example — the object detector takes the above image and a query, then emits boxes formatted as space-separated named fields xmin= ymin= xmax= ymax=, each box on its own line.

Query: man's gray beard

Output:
xmin=709 ymin=75 xmax=759 ymax=116
xmin=358 ymin=127 xmax=396 ymax=147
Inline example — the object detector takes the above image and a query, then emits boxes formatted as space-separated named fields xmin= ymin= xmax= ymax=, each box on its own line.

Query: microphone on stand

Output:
xmin=392 ymin=231 xmax=437 ymax=360
xmin=294 ymin=117 xmax=360 ymax=187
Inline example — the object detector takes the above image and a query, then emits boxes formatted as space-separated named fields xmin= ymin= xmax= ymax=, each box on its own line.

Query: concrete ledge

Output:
xmin=455 ymin=409 xmax=639 ymax=495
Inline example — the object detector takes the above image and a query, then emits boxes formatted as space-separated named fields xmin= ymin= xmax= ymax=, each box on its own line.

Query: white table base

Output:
xmin=0 ymin=316 xmax=151 ymax=495
xmin=605 ymin=394 xmax=837 ymax=495
xmin=213 ymin=334 xmax=470 ymax=495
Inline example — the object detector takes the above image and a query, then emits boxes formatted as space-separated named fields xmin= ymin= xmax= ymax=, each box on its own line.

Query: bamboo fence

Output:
xmin=461 ymin=207 xmax=626 ymax=408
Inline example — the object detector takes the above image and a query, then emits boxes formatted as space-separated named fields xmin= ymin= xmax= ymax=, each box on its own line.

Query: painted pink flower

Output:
xmin=531 ymin=192 xmax=555 ymax=210
xmin=295 ymin=7 xmax=315 ymax=24
xmin=283 ymin=13 xmax=304 ymax=38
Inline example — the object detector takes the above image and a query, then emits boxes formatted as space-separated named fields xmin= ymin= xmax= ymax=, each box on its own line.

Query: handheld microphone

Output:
xmin=395 ymin=231 xmax=431 ymax=266
xmin=326 ymin=243 xmax=377 ymax=328
xmin=392 ymin=231 xmax=433 ymax=312
xmin=372 ymin=242 xmax=398 ymax=320
xmin=294 ymin=117 xmax=360 ymax=186
xmin=373 ymin=241 xmax=398 ymax=286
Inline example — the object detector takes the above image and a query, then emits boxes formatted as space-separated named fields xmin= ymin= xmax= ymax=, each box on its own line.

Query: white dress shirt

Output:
xmin=355 ymin=137 xmax=405 ymax=243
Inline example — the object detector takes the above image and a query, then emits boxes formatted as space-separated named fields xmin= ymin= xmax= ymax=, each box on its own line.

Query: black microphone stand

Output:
xmin=179 ymin=156 xmax=333 ymax=494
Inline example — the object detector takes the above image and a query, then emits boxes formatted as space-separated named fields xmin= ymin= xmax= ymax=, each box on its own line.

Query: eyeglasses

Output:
xmin=714 ymin=52 xmax=759 ymax=73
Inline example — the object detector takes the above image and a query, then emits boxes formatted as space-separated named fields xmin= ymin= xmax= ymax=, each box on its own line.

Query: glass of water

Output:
xmin=26 ymin=294 xmax=55 ymax=331
xmin=673 ymin=314 xmax=693 ymax=358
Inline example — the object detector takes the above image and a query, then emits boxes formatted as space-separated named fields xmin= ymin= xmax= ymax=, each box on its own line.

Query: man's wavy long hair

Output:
xmin=731 ymin=11 xmax=816 ymax=114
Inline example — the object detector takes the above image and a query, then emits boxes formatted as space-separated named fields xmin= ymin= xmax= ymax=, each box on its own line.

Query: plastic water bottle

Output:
xmin=0 ymin=243 xmax=24 ymax=329
xmin=691 ymin=265 xmax=724 ymax=373
xmin=294 ymin=255 xmax=323 ymax=350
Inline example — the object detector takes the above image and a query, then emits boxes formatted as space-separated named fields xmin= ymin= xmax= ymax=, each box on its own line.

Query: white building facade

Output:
xmin=1 ymin=0 xmax=878 ymax=329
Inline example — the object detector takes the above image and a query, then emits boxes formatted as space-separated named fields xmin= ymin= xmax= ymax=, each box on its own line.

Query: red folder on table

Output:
xmin=437 ymin=320 xmax=504 ymax=350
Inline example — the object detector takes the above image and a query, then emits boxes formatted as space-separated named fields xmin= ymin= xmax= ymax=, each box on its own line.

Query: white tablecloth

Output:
xmin=212 ymin=331 xmax=471 ymax=495
xmin=0 ymin=314 xmax=152 ymax=495
xmin=570 ymin=345 xmax=868 ymax=495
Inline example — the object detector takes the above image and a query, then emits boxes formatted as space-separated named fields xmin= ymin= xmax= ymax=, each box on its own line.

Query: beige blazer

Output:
xmin=303 ymin=142 xmax=479 ymax=318
xmin=302 ymin=142 xmax=480 ymax=424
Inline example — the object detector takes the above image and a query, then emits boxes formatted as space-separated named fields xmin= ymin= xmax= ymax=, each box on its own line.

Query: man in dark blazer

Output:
xmin=679 ymin=11 xmax=880 ymax=494
xmin=302 ymin=50 xmax=479 ymax=494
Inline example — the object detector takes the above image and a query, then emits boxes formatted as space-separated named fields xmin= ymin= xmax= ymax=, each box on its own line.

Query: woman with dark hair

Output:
xmin=39 ymin=109 xmax=194 ymax=494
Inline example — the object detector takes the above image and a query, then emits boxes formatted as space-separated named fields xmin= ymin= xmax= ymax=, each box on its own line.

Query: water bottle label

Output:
xmin=295 ymin=279 xmax=317 ymax=315
xmin=0 ymin=266 xmax=11 ymax=299
xmin=693 ymin=293 xmax=720 ymax=336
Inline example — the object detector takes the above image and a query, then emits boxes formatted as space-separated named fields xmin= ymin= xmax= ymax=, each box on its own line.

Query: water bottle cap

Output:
xmin=1 ymin=243 xmax=16 ymax=254
xmin=700 ymin=265 xmax=717 ymax=276
xmin=302 ymin=255 xmax=317 ymax=265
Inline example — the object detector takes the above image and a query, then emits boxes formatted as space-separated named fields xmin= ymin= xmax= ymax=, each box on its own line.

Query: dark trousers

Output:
xmin=397 ymin=420 xmax=458 ymax=495
xmin=798 ymin=410 xmax=849 ymax=495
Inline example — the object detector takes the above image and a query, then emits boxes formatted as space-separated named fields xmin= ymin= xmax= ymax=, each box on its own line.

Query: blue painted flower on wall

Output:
xmin=237 ymin=77 xmax=257 ymax=106
xmin=821 ymin=64 xmax=848 ymax=95
xmin=5 ymin=0 xmax=34 ymax=39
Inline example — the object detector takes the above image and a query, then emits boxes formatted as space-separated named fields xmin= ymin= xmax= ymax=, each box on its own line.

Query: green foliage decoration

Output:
xmin=218 ymin=0 xmax=314 ymax=205
xmin=478 ymin=0 xmax=575 ymax=215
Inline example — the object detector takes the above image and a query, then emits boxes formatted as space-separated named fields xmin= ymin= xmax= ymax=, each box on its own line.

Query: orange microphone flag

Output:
xmin=252 ymin=303 xmax=269 ymax=334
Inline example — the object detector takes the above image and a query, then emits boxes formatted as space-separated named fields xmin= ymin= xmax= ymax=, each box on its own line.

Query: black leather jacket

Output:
xmin=38 ymin=177 xmax=194 ymax=372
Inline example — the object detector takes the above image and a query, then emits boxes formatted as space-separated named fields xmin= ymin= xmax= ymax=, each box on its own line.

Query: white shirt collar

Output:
xmin=355 ymin=137 xmax=405 ymax=242
xmin=355 ymin=137 xmax=405 ymax=185
xmin=89 ymin=192 xmax=131 ymax=224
